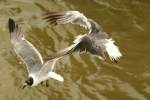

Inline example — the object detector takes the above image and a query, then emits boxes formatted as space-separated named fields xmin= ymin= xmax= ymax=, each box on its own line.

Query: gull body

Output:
xmin=43 ymin=11 xmax=122 ymax=62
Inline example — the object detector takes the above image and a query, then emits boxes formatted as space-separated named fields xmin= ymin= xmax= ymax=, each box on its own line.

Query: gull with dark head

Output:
xmin=8 ymin=18 xmax=64 ymax=89
xmin=43 ymin=11 xmax=122 ymax=62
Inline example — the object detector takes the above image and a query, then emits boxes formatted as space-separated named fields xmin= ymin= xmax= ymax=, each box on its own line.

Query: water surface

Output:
xmin=0 ymin=0 xmax=150 ymax=100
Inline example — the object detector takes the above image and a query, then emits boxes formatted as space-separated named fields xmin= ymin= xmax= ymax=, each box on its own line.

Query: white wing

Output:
xmin=8 ymin=18 xmax=44 ymax=74
xmin=43 ymin=11 xmax=91 ymax=31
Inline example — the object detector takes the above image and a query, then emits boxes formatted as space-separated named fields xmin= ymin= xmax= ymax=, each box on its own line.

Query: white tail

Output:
xmin=104 ymin=39 xmax=122 ymax=61
xmin=49 ymin=72 xmax=64 ymax=82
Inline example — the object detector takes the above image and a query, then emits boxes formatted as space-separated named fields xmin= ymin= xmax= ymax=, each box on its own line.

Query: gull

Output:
xmin=8 ymin=18 xmax=64 ymax=89
xmin=43 ymin=11 xmax=122 ymax=62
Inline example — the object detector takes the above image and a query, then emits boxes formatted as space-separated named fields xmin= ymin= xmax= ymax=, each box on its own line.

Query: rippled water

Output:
xmin=0 ymin=0 xmax=150 ymax=100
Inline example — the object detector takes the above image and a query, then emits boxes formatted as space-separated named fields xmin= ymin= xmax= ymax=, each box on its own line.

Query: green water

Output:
xmin=0 ymin=0 xmax=150 ymax=100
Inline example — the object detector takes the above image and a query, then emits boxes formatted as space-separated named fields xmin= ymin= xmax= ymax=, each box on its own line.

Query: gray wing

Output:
xmin=46 ymin=34 xmax=106 ymax=60
xmin=88 ymin=19 xmax=109 ymax=38
xmin=39 ymin=58 xmax=64 ymax=82
xmin=45 ymin=35 xmax=86 ymax=61
xmin=45 ymin=43 xmax=78 ymax=61
xmin=8 ymin=18 xmax=44 ymax=74
xmin=39 ymin=58 xmax=58 ymax=76
xmin=43 ymin=11 xmax=91 ymax=31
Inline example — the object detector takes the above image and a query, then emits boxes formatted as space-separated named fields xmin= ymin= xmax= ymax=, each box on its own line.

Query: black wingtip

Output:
xmin=8 ymin=18 xmax=15 ymax=33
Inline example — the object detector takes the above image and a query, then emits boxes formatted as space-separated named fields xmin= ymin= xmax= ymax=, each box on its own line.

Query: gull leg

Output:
xmin=41 ymin=81 xmax=49 ymax=87
xmin=40 ymin=81 xmax=44 ymax=85
xmin=46 ymin=80 xmax=49 ymax=87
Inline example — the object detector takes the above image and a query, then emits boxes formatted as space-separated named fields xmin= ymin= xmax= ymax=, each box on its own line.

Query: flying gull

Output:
xmin=43 ymin=11 xmax=122 ymax=62
xmin=8 ymin=18 xmax=64 ymax=89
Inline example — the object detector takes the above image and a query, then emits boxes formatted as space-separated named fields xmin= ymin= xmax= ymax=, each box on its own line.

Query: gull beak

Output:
xmin=21 ymin=83 xmax=27 ymax=89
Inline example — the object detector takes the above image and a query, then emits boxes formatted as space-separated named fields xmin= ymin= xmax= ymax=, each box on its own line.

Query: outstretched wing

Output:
xmin=45 ymin=34 xmax=86 ymax=61
xmin=43 ymin=11 xmax=91 ymax=31
xmin=39 ymin=58 xmax=58 ymax=75
xmin=8 ymin=18 xmax=44 ymax=74
xmin=45 ymin=43 xmax=76 ymax=60
xmin=39 ymin=58 xmax=64 ymax=82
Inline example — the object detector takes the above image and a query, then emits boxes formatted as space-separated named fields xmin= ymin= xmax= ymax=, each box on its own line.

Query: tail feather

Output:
xmin=49 ymin=72 xmax=64 ymax=82
xmin=104 ymin=39 xmax=122 ymax=62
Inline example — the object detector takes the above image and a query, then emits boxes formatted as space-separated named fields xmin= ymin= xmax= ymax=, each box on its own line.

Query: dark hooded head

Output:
xmin=22 ymin=77 xmax=33 ymax=89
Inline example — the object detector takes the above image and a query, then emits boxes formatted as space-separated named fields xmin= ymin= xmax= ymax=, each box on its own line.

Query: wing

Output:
xmin=39 ymin=58 xmax=58 ymax=75
xmin=87 ymin=19 xmax=109 ymax=38
xmin=39 ymin=58 xmax=64 ymax=82
xmin=8 ymin=18 xmax=44 ymax=74
xmin=45 ymin=34 xmax=86 ymax=61
xmin=45 ymin=43 xmax=76 ymax=60
xmin=43 ymin=11 xmax=91 ymax=31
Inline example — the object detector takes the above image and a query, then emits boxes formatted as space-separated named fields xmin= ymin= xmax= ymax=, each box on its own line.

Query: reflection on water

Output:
xmin=0 ymin=0 xmax=150 ymax=100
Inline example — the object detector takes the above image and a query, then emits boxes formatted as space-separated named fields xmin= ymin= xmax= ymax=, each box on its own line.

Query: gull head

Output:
xmin=22 ymin=77 xmax=34 ymax=89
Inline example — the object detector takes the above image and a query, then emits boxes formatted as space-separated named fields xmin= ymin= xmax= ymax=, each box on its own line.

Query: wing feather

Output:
xmin=8 ymin=18 xmax=44 ymax=74
xmin=45 ymin=35 xmax=86 ymax=61
xmin=43 ymin=11 xmax=91 ymax=31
